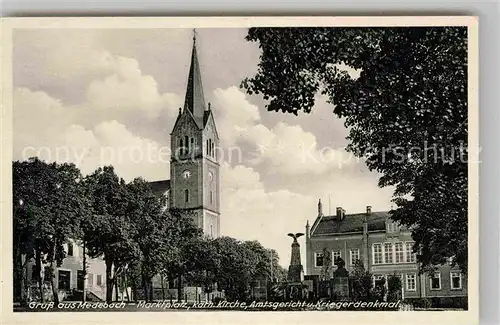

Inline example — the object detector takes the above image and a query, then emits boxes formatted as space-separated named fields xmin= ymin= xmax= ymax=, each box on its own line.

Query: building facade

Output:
xmin=24 ymin=239 xmax=109 ymax=302
xmin=305 ymin=201 xmax=467 ymax=301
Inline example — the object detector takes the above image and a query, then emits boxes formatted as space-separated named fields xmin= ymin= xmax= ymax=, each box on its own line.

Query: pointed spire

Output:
xmin=183 ymin=28 xmax=206 ymax=124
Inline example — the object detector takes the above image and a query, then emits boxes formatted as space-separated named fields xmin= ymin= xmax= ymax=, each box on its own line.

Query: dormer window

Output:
xmin=387 ymin=220 xmax=400 ymax=233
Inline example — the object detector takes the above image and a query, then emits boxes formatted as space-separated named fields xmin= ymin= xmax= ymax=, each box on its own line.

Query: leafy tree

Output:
xmin=127 ymin=178 xmax=169 ymax=302
xmin=13 ymin=158 xmax=88 ymax=305
xmin=387 ymin=274 xmax=402 ymax=302
xmin=241 ymin=27 xmax=468 ymax=273
xmin=373 ymin=277 xmax=387 ymax=301
xmin=350 ymin=259 xmax=373 ymax=301
xmin=160 ymin=208 xmax=203 ymax=301
xmin=84 ymin=166 xmax=138 ymax=303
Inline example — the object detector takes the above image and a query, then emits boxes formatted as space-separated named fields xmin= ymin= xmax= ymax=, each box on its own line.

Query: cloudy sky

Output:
xmin=13 ymin=28 xmax=394 ymax=267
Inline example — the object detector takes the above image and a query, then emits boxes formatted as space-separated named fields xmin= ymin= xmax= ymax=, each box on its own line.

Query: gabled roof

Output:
xmin=203 ymin=109 xmax=220 ymax=140
xmin=311 ymin=211 xmax=390 ymax=236
xmin=148 ymin=179 xmax=170 ymax=196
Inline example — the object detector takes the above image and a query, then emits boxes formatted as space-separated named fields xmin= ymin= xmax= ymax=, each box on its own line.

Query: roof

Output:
xmin=148 ymin=179 xmax=170 ymax=196
xmin=183 ymin=36 xmax=206 ymax=126
xmin=311 ymin=211 xmax=390 ymax=236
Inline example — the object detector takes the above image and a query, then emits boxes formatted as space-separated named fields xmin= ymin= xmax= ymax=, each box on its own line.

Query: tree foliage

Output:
xmin=242 ymin=27 xmax=468 ymax=273
xmin=13 ymin=157 xmax=89 ymax=304
xmin=13 ymin=159 xmax=286 ymax=304
xmin=84 ymin=166 xmax=138 ymax=303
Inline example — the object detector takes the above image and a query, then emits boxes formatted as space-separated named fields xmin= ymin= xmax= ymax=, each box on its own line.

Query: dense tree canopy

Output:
xmin=13 ymin=158 xmax=286 ymax=304
xmin=13 ymin=158 xmax=89 ymax=304
xmin=242 ymin=27 xmax=468 ymax=273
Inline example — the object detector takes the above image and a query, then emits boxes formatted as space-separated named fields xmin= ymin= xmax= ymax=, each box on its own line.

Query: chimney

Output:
xmin=366 ymin=205 xmax=372 ymax=215
xmin=336 ymin=207 xmax=345 ymax=221
xmin=318 ymin=199 xmax=323 ymax=216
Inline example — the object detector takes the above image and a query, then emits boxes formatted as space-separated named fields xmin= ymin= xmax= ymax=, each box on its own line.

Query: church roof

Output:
xmin=148 ymin=179 xmax=170 ymax=196
xmin=183 ymin=32 xmax=206 ymax=127
xmin=311 ymin=211 xmax=389 ymax=236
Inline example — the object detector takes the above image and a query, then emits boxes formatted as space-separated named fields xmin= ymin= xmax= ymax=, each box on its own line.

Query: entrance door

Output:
xmin=58 ymin=270 xmax=71 ymax=291
xmin=77 ymin=270 xmax=85 ymax=290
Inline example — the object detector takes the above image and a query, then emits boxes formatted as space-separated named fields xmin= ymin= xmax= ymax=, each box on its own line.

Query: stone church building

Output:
xmin=149 ymin=32 xmax=221 ymax=238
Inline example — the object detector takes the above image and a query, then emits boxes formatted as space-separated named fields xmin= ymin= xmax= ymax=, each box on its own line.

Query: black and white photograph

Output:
xmin=1 ymin=16 xmax=478 ymax=325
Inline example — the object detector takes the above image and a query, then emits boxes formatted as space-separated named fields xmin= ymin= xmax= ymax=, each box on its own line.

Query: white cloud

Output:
xmin=220 ymin=162 xmax=315 ymax=266
xmin=14 ymin=88 xmax=169 ymax=182
xmin=213 ymin=87 xmax=357 ymax=175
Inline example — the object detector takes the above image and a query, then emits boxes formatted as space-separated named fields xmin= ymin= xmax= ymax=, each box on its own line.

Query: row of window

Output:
xmin=315 ymin=250 xmax=360 ymax=267
xmin=178 ymin=136 xmax=196 ymax=156
xmin=57 ymin=269 xmax=103 ymax=291
xmin=183 ymin=189 xmax=214 ymax=204
xmin=177 ymin=136 xmax=216 ymax=158
xmin=206 ymin=139 xmax=215 ymax=158
xmin=373 ymin=271 xmax=463 ymax=292
xmin=314 ymin=242 xmax=416 ymax=267
xmin=373 ymin=242 xmax=416 ymax=265
xmin=429 ymin=271 xmax=463 ymax=291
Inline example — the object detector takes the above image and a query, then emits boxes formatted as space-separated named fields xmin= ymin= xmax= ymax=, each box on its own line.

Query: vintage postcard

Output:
xmin=1 ymin=16 xmax=478 ymax=325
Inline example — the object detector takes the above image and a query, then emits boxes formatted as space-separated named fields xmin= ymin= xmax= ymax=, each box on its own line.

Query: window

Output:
xmin=350 ymin=249 xmax=360 ymax=265
xmin=384 ymin=243 xmax=393 ymax=264
xmin=332 ymin=251 xmax=341 ymax=264
xmin=394 ymin=242 xmax=405 ymax=263
xmin=430 ymin=272 xmax=441 ymax=290
xmin=387 ymin=222 xmax=399 ymax=233
xmin=58 ymin=270 xmax=71 ymax=291
xmin=211 ymin=142 xmax=215 ymax=158
xmin=96 ymin=274 xmax=103 ymax=286
xmin=208 ymin=139 xmax=212 ymax=156
xmin=88 ymin=273 xmax=94 ymax=286
xmin=210 ymin=225 xmax=213 ymax=238
xmin=190 ymin=137 xmax=195 ymax=151
xmin=405 ymin=242 xmax=416 ymax=263
xmin=210 ymin=191 xmax=213 ymax=204
xmin=67 ymin=243 xmax=73 ymax=256
xmin=450 ymin=272 xmax=462 ymax=290
xmin=180 ymin=138 xmax=184 ymax=155
xmin=315 ymin=252 xmax=324 ymax=267
xmin=373 ymin=274 xmax=385 ymax=287
xmin=373 ymin=244 xmax=383 ymax=264
xmin=184 ymin=189 xmax=189 ymax=203
xmin=406 ymin=273 xmax=416 ymax=291
xmin=185 ymin=135 xmax=189 ymax=152
xmin=77 ymin=270 xmax=85 ymax=290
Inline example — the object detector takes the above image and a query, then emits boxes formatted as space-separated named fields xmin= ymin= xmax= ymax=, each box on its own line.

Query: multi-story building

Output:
xmin=305 ymin=200 xmax=467 ymax=302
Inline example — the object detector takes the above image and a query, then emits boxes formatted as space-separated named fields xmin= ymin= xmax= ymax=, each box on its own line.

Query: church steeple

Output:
xmin=183 ymin=29 xmax=206 ymax=123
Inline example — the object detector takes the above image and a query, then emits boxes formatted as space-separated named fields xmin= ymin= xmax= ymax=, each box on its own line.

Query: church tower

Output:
xmin=169 ymin=30 xmax=221 ymax=238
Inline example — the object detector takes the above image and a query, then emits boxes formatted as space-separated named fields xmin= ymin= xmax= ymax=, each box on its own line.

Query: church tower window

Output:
xmin=210 ymin=191 xmax=213 ymax=204
xmin=185 ymin=135 xmax=189 ymax=153
xmin=179 ymin=138 xmax=184 ymax=155
xmin=184 ymin=189 xmax=189 ymax=203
